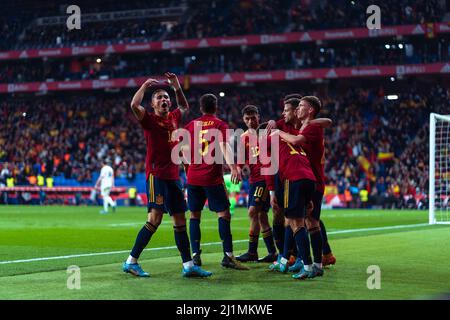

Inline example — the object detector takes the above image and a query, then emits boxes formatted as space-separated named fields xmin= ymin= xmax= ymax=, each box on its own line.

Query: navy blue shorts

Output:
xmin=248 ymin=180 xmax=270 ymax=213
xmin=187 ymin=184 xmax=230 ymax=213
xmin=310 ymin=189 xmax=324 ymax=221
xmin=146 ymin=174 xmax=187 ymax=215
xmin=283 ymin=179 xmax=315 ymax=219
xmin=274 ymin=173 xmax=284 ymax=208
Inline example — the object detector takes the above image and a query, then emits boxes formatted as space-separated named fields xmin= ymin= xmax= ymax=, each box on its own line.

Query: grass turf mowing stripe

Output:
xmin=0 ymin=222 xmax=429 ymax=265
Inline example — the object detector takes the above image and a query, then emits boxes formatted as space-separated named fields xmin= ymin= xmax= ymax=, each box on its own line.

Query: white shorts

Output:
xmin=101 ymin=187 xmax=111 ymax=197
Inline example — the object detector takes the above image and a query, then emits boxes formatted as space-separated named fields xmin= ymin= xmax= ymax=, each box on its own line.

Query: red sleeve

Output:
xmin=261 ymin=135 xmax=275 ymax=190
xmin=218 ymin=122 xmax=229 ymax=143
xmin=139 ymin=111 xmax=155 ymax=131
xmin=301 ymin=124 xmax=322 ymax=144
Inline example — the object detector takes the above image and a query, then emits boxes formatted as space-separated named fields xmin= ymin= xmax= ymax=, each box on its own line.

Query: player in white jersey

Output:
xmin=95 ymin=160 xmax=117 ymax=214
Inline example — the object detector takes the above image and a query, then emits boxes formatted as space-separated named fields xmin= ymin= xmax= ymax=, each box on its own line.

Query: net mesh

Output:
xmin=433 ymin=115 xmax=450 ymax=223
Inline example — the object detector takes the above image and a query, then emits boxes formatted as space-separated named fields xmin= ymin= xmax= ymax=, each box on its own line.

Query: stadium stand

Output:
xmin=0 ymin=0 xmax=449 ymax=208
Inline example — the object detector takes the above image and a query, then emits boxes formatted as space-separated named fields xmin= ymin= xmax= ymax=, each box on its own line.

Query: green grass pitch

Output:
xmin=0 ymin=205 xmax=449 ymax=300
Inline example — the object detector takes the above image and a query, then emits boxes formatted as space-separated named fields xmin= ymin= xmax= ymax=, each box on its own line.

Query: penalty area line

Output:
xmin=0 ymin=223 xmax=430 ymax=265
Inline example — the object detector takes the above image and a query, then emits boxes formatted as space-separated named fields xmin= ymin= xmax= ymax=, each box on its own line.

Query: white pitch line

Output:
xmin=0 ymin=223 xmax=431 ymax=265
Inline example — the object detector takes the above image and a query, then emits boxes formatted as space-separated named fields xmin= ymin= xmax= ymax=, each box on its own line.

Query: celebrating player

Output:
xmin=184 ymin=93 xmax=249 ymax=270
xmin=277 ymin=96 xmax=336 ymax=273
xmin=266 ymin=96 xmax=318 ymax=280
xmin=122 ymin=73 xmax=212 ymax=278
xmin=235 ymin=105 xmax=277 ymax=263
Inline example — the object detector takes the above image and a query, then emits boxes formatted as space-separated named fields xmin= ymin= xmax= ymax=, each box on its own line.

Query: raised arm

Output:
xmin=165 ymin=72 xmax=189 ymax=117
xmin=130 ymin=78 xmax=159 ymax=121
xmin=309 ymin=117 xmax=333 ymax=128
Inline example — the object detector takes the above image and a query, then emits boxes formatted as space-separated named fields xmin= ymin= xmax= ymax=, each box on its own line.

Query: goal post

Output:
xmin=429 ymin=113 xmax=450 ymax=225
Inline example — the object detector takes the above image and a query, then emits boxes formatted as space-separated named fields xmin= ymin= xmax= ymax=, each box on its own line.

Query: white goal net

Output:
xmin=429 ymin=113 xmax=450 ymax=224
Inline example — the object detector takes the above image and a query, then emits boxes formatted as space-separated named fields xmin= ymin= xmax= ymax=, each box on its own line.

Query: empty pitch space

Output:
xmin=0 ymin=206 xmax=449 ymax=300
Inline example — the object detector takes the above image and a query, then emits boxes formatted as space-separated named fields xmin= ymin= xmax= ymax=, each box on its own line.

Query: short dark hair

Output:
xmin=200 ymin=93 xmax=218 ymax=114
xmin=284 ymin=98 xmax=300 ymax=109
xmin=241 ymin=105 xmax=259 ymax=116
xmin=301 ymin=96 xmax=322 ymax=116
xmin=151 ymin=89 xmax=168 ymax=101
xmin=284 ymin=93 xmax=302 ymax=101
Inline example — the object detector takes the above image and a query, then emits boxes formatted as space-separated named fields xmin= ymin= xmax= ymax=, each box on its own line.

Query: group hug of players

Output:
xmin=122 ymin=73 xmax=336 ymax=280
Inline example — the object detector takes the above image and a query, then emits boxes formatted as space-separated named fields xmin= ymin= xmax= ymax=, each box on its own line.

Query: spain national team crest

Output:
xmin=156 ymin=194 xmax=164 ymax=205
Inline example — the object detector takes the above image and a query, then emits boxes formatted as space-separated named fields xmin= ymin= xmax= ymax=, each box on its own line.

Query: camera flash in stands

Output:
xmin=219 ymin=92 xmax=225 ymax=97
xmin=22 ymin=112 xmax=27 ymax=117
xmin=96 ymin=58 xmax=102 ymax=63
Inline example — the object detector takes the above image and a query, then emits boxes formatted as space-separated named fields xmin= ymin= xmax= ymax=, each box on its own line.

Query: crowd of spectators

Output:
xmin=1 ymin=38 xmax=447 ymax=83
xmin=0 ymin=0 xmax=446 ymax=50
xmin=1 ymin=82 xmax=448 ymax=209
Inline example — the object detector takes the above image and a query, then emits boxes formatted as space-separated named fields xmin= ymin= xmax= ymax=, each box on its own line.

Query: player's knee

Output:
xmin=248 ymin=207 xmax=259 ymax=220
xmin=218 ymin=211 xmax=231 ymax=221
xmin=190 ymin=211 xmax=201 ymax=220
xmin=148 ymin=211 xmax=163 ymax=227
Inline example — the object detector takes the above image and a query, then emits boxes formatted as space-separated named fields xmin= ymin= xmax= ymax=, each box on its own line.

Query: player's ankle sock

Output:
xmin=320 ymin=220 xmax=332 ymax=255
xmin=314 ymin=262 xmax=323 ymax=269
xmin=103 ymin=200 xmax=108 ymax=212
xmin=183 ymin=260 xmax=194 ymax=269
xmin=229 ymin=197 xmax=236 ymax=215
xmin=262 ymin=228 xmax=276 ymax=254
xmin=282 ymin=226 xmax=294 ymax=259
xmin=126 ymin=255 xmax=137 ymax=264
xmin=189 ymin=218 xmax=201 ymax=255
xmin=309 ymin=227 xmax=323 ymax=264
xmin=248 ymin=233 xmax=259 ymax=254
xmin=130 ymin=222 xmax=157 ymax=259
xmin=273 ymin=224 xmax=285 ymax=253
xmin=218 ymin=217 xmax=233 ymax=254
xmin=293 ymin=227 xmax=313 ymax=267
xmin=174 ymin=225 xmax=192 ymax=263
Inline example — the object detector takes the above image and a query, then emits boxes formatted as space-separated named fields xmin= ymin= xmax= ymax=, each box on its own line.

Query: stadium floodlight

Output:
xmin=429 ymin=113 xmax=450 ymax=224
xmin=386 ymin=95 xmax=398 ymax=100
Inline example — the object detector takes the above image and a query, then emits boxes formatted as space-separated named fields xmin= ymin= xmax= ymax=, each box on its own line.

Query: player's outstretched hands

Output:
xmin=265 ymin=120 xmax=277 ymax=135
xmin=231 ymin=166 xmax=242 ymax=184
xmin=142 ymin=78 xmax=159 ymax=89
xmin=165 ymin=72 xmax=181 ymax=90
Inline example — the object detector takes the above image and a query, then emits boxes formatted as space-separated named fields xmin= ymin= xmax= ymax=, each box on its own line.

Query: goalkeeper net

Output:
xmin=429 ymin=113 xmax=450 ymax=224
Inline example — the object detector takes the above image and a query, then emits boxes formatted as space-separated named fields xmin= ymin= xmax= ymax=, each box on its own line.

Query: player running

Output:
xmin=95 ymin=159 xmax=117 ymax=214
xmin=184 ymin=93 xmax=249 ymax=270
xmin=122 ymin=73 xmax=212 ymax=278
xmin=235 ymin=105 xmax=278 ymax=263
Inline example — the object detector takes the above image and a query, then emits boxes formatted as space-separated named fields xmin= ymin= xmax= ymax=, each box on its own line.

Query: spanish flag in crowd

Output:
xmin=183 ymin=75 xmax=190 ymax=91
xmin=426 ymin=23 xmax=435 ymax=39
xmin=357 ymin=155 xmax=375 ymax=180
xmin=377 ymin=152 xmax=394 ymax=161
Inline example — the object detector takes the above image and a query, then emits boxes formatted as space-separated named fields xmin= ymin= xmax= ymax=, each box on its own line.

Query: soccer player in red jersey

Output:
xmin=277 ymin=96 xmax=335 ymax=276
xmin=266 ymin=97 xmax=318 ymax=280
xmin=235 ymin=105 xmax=277 ymax=263
xmin=184 ymin=93 xmax=249 ymax=270
xmin=122 ymin=73 xmax=212 ymax=278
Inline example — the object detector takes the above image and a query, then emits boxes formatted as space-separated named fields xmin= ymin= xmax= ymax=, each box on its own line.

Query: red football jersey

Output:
xmin=300 ymin=124 xmax=326 ymax=193
xmin=240 ymin=130 xmax=265 ymax=184
xmin=265 ymin=134 xmax=316 ymax=184
xmin=185 ymin=114 xmax=229 ymax=186
xmin=276 ymin=119 xmax=299 ymax=135
xmin=139 ymin=108 xmax=182 ymax=181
